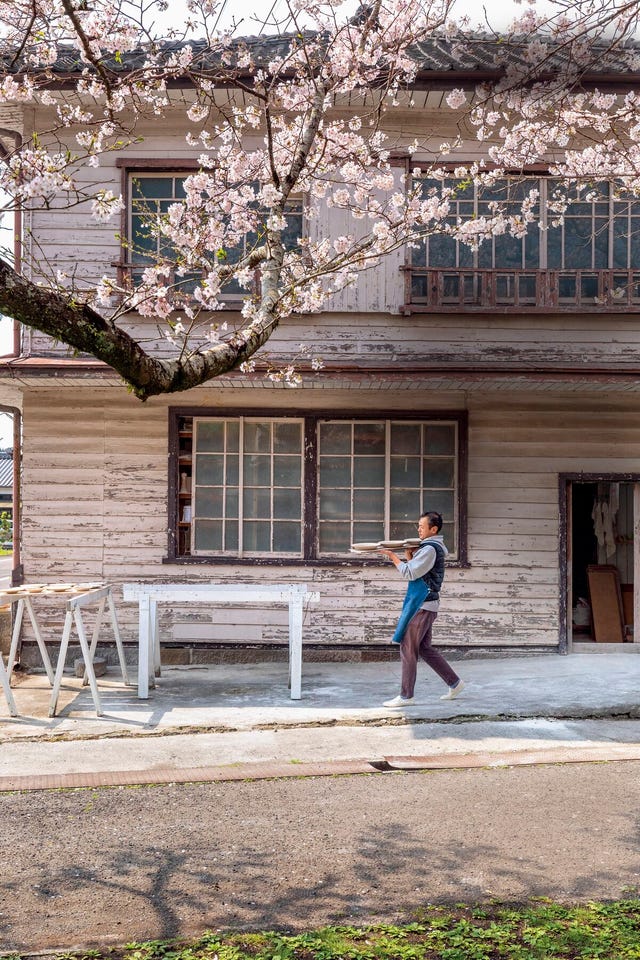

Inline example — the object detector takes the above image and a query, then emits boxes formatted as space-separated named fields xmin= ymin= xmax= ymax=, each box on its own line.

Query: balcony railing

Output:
xmin=405 ymin=268 xmax=640 ymax=312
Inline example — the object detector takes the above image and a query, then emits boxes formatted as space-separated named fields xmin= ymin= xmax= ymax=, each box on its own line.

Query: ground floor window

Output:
xmin=170 ymin=409 xmax=466 ymax=562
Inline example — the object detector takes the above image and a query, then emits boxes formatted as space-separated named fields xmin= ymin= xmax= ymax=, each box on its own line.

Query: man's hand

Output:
xmin=377 ymin=547 xmax=400 ymax=567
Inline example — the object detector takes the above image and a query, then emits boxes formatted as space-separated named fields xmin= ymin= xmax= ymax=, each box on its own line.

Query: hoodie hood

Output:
xmin=420 ymin=533 xmax=449 ymax=558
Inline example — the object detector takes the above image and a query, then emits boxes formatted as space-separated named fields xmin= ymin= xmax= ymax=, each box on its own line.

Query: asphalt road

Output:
xmin=1 ymin=761 xmax=639 ymax=954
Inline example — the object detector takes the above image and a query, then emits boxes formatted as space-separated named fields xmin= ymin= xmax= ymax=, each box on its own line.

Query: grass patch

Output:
xmin=6 ymin=899 xmax=640 ymax=960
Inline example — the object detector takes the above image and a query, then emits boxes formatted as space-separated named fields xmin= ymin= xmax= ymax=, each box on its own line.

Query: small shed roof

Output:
xmin=0 ymin=458 xmax=12 ymax=489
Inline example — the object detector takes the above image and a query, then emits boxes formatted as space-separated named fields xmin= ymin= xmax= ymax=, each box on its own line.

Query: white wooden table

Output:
xmin=0 ymin=584 xmax=129 ymax=718
xmin=122 ymin=582 xmax=320 ymax=700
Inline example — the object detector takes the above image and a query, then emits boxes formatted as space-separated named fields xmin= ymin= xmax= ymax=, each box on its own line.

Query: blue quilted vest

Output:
xmin=390 ymin=540 xmax=446 ymax=644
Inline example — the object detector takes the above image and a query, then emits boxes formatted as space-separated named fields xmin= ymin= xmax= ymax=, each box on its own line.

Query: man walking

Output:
xmin=378 ymin=510 xmax=465 ymax=707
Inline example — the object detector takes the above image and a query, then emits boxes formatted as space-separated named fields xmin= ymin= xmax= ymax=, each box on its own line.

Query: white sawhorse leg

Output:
xmin=288 ymin=598 xmax=303 ymax=700
xmin=73 ymin=605 xmax=102 ymax=715
xmin=108 ymin=591 xmax=130 ymax=685
xmin=81 ymin=592 xmax=131 ymax=687
xmin=7 ymin=598 xmax=55 ymax=684
xmin=48 ymin=610 xmax=72 ymax=718
xmin=49 ymin=607 xmax=103 ymax=717
xmin=0 ymin=652 xmax=17 ymax=716
xmin=81 ymin=596 xmax=106 ymax=687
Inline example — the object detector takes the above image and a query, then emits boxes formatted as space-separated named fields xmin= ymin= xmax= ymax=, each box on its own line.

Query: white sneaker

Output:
xmin=383 ymin=695 xmax=415 ymax=708
xmin=440 ymin=680 xmax=465 ymax=700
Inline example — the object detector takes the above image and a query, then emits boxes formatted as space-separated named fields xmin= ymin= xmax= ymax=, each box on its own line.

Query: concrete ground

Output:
xmin=1 ymin=651 xmax=640 ymax=789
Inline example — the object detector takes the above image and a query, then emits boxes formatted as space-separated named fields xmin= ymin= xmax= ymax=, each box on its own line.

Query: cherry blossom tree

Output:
xmin=0 ymin=0 xmax=639 ymax=398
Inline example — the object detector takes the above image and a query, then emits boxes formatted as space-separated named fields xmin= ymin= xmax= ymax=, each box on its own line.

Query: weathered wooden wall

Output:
xmin=18 ymin=386 xmax=640 ymax=652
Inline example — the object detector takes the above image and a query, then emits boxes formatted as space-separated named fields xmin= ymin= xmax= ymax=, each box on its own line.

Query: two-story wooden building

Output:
xmin=1 ymin=36 xmax=640 ymax=662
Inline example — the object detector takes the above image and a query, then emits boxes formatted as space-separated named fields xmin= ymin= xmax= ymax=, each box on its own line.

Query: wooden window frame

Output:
xmin=167 ymin=406 xmax=469 ymax=567
xmin=115 ymin=160 xmax=305 ymax=308
xmin=404 ymin=172 xmax=640 ymax=312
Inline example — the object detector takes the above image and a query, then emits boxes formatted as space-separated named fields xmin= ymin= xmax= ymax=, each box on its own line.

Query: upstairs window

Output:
xmin=409 ymin=177 xmax=640 ymax=310
xmin=125 ymin=171 xmax=304 ymax=304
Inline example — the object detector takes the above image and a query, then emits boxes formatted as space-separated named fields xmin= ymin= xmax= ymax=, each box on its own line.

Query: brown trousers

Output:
xmin=400 ymin=609 xmax=460 ymax=699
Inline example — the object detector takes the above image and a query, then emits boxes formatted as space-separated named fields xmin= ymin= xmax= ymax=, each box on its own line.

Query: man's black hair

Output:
xmin=420 ymin=510 xmax=443 ymax=532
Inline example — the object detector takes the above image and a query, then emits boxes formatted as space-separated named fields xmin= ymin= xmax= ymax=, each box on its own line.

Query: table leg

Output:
xmin=107 ymin=591 xmax=130 ymax=685
xmin=138 ymin=595 xmax=152 ymax=699
xmin=151 ymin=600 xmax=161 ymax=677
xmin=25 ymin=597 xmax=55 ymax=685
xmin=6 ymin=599 xmax=25 ymax=678
xmin=0 ymin=651 xmax=17 ymax=716
xmin=289 ymin=599 xmax=303 ymax=700
xmin=48 ymin=610 xmax=73 ymax=718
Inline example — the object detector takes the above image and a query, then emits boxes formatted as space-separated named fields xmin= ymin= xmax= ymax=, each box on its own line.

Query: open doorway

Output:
xmin=565 ymin=477 xmax=637 ymax=649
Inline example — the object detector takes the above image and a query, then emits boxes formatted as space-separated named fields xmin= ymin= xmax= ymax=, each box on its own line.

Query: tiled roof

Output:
xmin=7 ymin=34 xmax=640 ymax=80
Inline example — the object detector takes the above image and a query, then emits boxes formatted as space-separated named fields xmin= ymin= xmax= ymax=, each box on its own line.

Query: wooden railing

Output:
xmin=404 ymin=268 xmax=640 ymax=311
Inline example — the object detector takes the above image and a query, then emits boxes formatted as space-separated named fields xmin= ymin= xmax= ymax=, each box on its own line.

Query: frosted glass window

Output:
xmin=317 ymin=420 xmax=459 ymax=556
xmin=180 ymin=415 xmax=461 ymax=560
xmin=192 ymin=417 xmax=304 ymax=556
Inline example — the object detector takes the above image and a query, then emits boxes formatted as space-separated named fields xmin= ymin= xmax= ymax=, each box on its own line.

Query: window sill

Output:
xmin=162 ymin=555 xmax=470 ymax=568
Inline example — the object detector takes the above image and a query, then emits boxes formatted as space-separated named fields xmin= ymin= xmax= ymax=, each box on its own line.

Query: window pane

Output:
xmin=273 ymin=488 xmax=301 ymax=519
xmin=391 ymin=423 xmax=421 ymax=455
xmin=354 ymin=422 xmax=385 ymax=455
xmin=225 ymin=490 xmax=239 ymax=519
xmin=197 ymin=421 xmax=225 ymax=452
xmin=390 ymin=457 xmax=420 ymax=487
xmin=424 ymin=425 xmax=456 ymax=455
xmin=353 ymin=488 xmax=385 ymax=519
xmin=564 ymin=218 xmax=593 ymax=269
xmin=428 ymin=234 xmax=457 ymax=267
xmin=421 ymin=490 xmax=454 ymax=519
xmin=354 ymin=456 xmax=385 ymax=487
xmin=423 ymin=459 xmax=455 ymax=487
xmin=243 ymin=521 xmax=270 ymax=551
xmin=225 ymin=520 xmax=238 ymax=550
xmin=274 ymin=421 xmax=302 ymax=453
xmin=132 ymin=177 xmax=174 ymax=199
xmin=225 ymin=455 xmax=239 ymax=485
xmin=319 ymin=488 xmax=351 ymax=520
xmin=273 ymin=522 xmax=301 ymax=552
xmin=547 ymin=225 xmax=562 ymax=268
xmin=353 ymin=521 xmax=384 ymax=542
xmin=196 ymin=454 xmax=224 ymax=485
xmin=319 ymin=523 xmax=351 ymax=553
xmin=244 ymin=454 xmax=270 ymax=486
xmin=131 ymin=215 xmax=156 ymax=258
xmin=273 ymin=456 xmax=301 ymax=486
xmin=442 ymin=522 xmax=456 ymax=549
xmin=244 ymin=422 xmax=271 ymax=453
xmin=390 ymin=489 xmax=421 ymax=521
xmin=194 ymin=519 xmax=222 ymax=551
xmin=390 ymin=520 xmax=417 ymax=540
xmin=243 ymin=487 xmax=271 ymax=516
xmin=226 ymin=420 xmax=239 ymax=448
xmin=319 ymin=422 xmax=351 ymax=454
xmin=195 ymin=488 xmax=224 ymax=517
xmin=320 ymin=456 xmax=351 ymax=487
